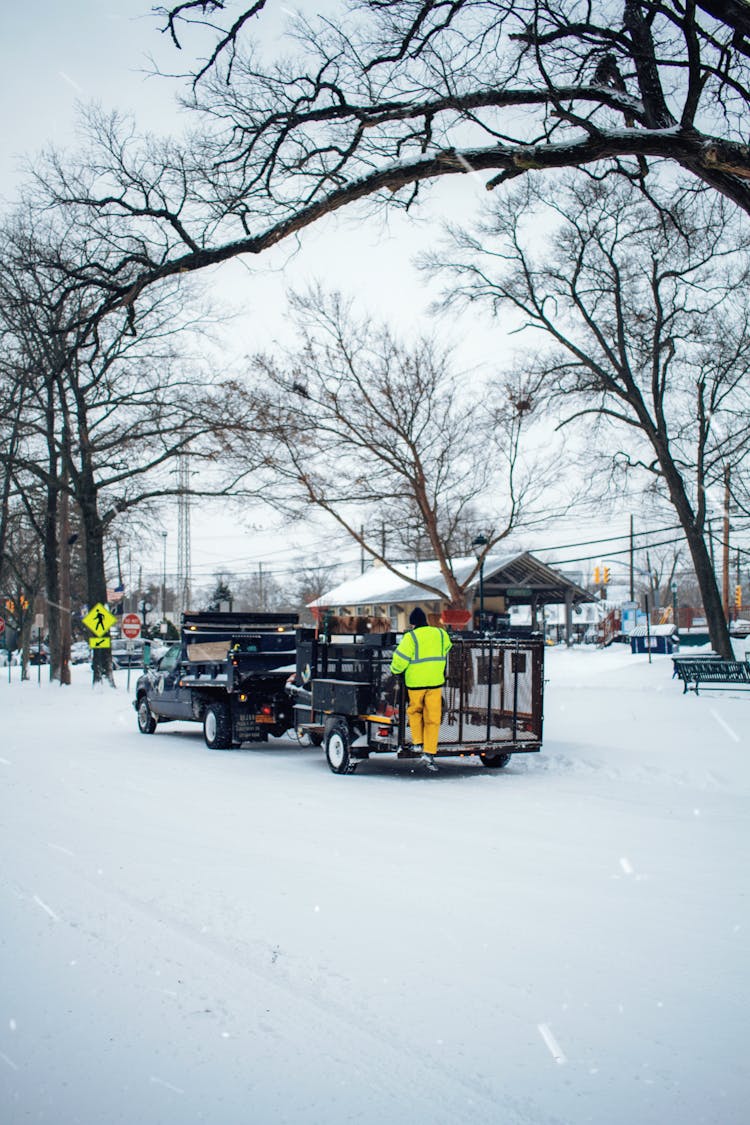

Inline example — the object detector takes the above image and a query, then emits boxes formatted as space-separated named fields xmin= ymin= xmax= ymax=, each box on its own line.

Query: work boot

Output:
xmin=420 ymin=753 xmax=438 ymax=772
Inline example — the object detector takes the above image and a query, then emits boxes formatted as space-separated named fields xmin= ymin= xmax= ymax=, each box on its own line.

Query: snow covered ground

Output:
xmin=1 ymin=645 xmax=747 ymax=1125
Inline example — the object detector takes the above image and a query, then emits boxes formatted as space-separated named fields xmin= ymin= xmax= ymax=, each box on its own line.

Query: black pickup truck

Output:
xmin=133 ymin=612 xmax=311 ymax=749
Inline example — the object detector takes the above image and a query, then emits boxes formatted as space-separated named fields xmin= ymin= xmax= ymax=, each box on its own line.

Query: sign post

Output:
xmin=33 ymin=616 xmax=45 ymax=685
xmin=0 ymin=616 xmax=7 ymax=684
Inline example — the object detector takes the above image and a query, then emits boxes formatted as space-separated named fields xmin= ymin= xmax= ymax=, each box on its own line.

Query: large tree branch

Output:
xmin=74 ymin=128 xmax=750 ymax=320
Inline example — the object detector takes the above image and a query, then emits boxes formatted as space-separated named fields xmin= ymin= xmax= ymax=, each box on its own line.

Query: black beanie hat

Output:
xmin=409 ymin=607 xmax=428 ymax=628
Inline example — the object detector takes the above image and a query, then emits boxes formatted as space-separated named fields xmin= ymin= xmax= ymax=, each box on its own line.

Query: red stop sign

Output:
xmin=121 ymin=613 xmax=142 ymax=639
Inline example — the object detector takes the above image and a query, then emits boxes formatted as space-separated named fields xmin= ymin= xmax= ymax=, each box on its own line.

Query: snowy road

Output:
xmin=1 ymin=647 xmax=747 ymax=1124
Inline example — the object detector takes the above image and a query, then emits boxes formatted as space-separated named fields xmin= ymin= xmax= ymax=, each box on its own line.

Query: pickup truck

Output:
xmin=133 ymin=611 xmax=311 ymax=749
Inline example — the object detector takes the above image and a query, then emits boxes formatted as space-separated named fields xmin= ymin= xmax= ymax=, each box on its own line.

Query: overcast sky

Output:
xmin=2 ymin=2 xmax=651 ymax=597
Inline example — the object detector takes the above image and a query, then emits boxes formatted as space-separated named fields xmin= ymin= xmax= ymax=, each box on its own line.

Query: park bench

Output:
xmin=672 ymin=656 xmax=750 ymax=694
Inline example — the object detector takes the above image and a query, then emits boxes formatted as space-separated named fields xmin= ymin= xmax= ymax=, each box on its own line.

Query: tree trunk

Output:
xmin=43 ymin=386 xmax=61 ymax=683
xmin=43 ymin=480 xmax=61 ymax=681
xmin=78 ymin=467 xmax=113 ymax=685
xmin=58 ymin=471 xmax=72 ymax=686
xmin=657 ymin=448 xmax=733 ymax=658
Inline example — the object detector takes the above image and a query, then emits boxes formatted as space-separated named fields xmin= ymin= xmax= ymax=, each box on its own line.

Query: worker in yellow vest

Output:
xmin=390 ymin=607 xmax=452 ymax=771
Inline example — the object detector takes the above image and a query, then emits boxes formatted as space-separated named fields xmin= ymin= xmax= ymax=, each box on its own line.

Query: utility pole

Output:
xmin=629 ymin=514 xmax=634 ymax=602
xmin=722 ymin=465 xmax=730 ymax=621
xmin=115 ymin=539 xmax=124 ymax=590
xmin=177 ymin=454 xmax=191 ymax=618
xmin=161 ymin=531 xmax=168 ymax=623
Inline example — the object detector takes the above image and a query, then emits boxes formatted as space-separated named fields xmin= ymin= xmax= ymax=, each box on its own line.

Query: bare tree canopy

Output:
xmin=230 ymin=289 xmax=554 ymax=610
xmin=35 ymin=0 xmax=750 ymax=316
xmin=0 ymin=211 xmax=260 ymax=681
xmin=428 ymin=176 xmax=750 ymax=654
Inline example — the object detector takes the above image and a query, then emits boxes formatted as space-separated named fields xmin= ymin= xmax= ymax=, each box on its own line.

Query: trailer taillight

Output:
xmin=260 ymin=705 xmax=272 ymax=716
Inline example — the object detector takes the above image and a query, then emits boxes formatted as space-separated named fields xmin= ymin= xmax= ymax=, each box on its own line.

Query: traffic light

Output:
xmin=5 ymin=598 xmax=14 ymax=614
xmin=19 ymin=594 xmax=28 ymax=610
xmin=603 ymin=567 xmax=610 ymax=585
xmin=594 ymin=566 xmax=601 ymax=585
xmin=735 ymin=585 xmax=742 ymax=610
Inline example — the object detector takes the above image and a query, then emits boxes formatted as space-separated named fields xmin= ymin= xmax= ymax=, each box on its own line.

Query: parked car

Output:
xmin=28 ymin=643 xmax=50 ymax=665
xmin=70 ymin=641 xmax=91 ymax=664
xmin=111 ymin=639 xmax=145 ymax=669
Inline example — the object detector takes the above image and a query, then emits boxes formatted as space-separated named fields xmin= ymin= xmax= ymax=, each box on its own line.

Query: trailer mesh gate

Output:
xmin=299 ymin=634 xmax=544 ymax=753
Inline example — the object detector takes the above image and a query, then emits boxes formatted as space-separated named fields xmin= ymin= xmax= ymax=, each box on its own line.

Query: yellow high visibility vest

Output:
xmin=389 ymin=625 xmax=452 ymax=688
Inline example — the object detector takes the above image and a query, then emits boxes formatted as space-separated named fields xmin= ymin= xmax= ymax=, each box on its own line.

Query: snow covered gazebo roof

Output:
xmin=310 ymin=551 xmax=592 ymax=610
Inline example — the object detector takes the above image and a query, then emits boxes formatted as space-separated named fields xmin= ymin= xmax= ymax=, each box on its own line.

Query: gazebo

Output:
xmin=309 ymin=551 xmax=593 ymax=643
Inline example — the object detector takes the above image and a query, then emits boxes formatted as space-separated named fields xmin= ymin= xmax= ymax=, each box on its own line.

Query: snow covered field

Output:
xmin=1 ymin=645 xmax=747 ymax=1125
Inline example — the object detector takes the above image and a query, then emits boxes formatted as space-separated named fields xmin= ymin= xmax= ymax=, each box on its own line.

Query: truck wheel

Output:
xmin=204 ymin=702 xmax=233 ymax=750
xmin=137 ymin=695 xmax=157 ymax=735
xmin=325 ymin=719 xmax=356 ymax=775
xmin=480 ymin=752 xmax=511 ymax=769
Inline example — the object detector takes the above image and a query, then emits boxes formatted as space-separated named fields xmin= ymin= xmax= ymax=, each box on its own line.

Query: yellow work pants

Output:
xmin=407 ymin=686 xmax=443 ymax=756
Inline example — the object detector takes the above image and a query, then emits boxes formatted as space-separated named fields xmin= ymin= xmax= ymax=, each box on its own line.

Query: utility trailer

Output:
xmin=288 ymin=629 xmax=545 ymax=774
xmin=133 ymin=611 xmax=314 ymax=749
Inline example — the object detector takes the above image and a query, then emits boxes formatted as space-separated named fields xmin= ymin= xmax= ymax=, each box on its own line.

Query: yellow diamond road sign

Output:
xmin=82 ymin=602 xmax=118 ymax=636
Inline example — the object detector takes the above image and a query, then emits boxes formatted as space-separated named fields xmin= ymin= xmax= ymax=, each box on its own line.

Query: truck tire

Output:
xmin=325 ymin=718 xmax=356 ymax=775
xmin=480 ymin=751 xmax=511 ymax=769
xmin=137 ymin=694 xmax=157 ymax=735
xmin=204 ymin=702 xmax=233 ymax=750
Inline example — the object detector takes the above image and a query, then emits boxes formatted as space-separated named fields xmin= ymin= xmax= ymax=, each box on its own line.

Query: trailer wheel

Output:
xmin=204 ymin=702 xmax=233 ymax=750
xmin=137 ymin=694 xmax=157 ymax=735
xmin=325 ymin=718 xmax=356 ymax=775
xmin=480 ymin=752 xmax=511 ymax=769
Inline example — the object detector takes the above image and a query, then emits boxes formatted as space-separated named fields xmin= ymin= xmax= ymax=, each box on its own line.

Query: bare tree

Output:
xmin=289 ymin=564 xmax=343 ymax=622
xmin=0 ymin=472 xmax=48 ymax=679
xmin=27 ymin=0 xmax=750 ymax=321
xmin=0 ymin=217 xmax=259 ymax=681
xmin=429 ymin=176 xmax=750 ymax=656
xmin=232 ymin=289 xmax=555 ymax=612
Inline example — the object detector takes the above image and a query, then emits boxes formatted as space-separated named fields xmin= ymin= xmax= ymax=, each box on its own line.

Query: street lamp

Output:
xmin=161 ymin=531 xmax=168 ymax=623
xmin=472 ymin=536 xmax=489 ymax=631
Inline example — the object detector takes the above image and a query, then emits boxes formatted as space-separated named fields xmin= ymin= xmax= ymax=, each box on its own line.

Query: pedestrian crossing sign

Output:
xmin=82 ymin=603 xmax=117 ymax=636
xmin=89 ymin=635 xmax=112 ymax=649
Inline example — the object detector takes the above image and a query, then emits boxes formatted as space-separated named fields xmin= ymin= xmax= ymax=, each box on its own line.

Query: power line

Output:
xmin=549 ymin=535 xmax=686 ymax=567
xmin=530 ymin=523 xmax=682 ymax=554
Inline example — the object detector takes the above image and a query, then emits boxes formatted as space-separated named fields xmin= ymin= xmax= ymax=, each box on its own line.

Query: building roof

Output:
xmin=310 ymin=551 xmax=593 ymax=609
